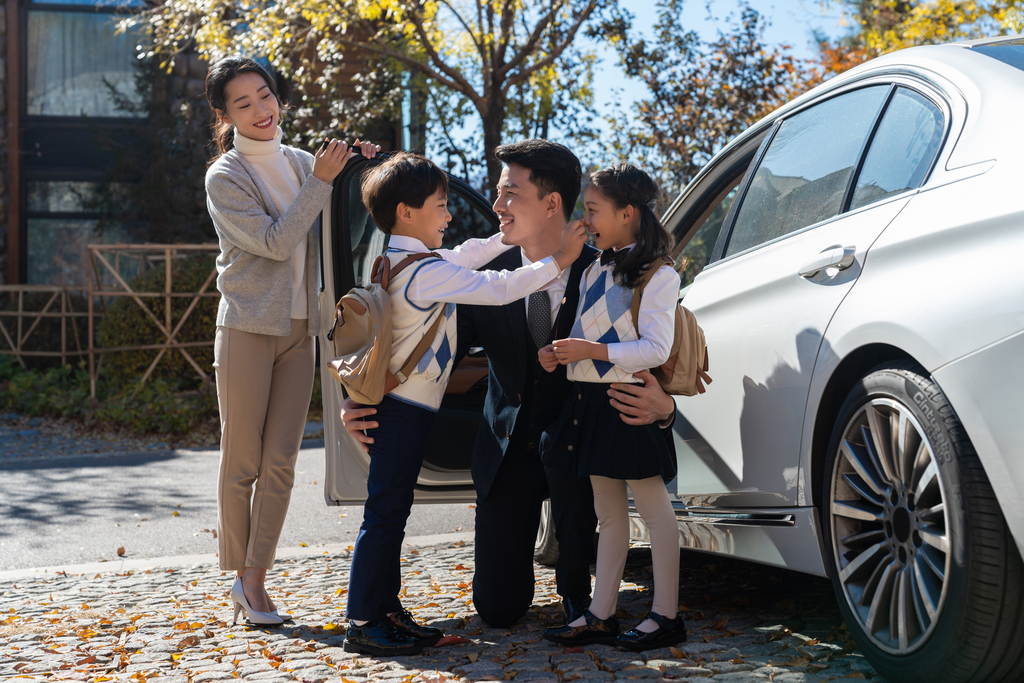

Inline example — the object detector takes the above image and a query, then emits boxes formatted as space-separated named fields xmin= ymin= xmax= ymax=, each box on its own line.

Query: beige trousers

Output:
xmin=214 ymin=320 xmax=315 ymax=571
xmin=590 ymin=475 xmax=680 ymax=621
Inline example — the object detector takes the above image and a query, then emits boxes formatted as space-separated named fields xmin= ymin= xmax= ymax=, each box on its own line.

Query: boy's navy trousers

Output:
xmin=345 ymin=394 xmax=435 ymax=620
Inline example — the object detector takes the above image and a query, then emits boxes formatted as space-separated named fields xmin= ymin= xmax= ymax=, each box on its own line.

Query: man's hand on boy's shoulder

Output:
xmin=608 ymin=370 xmax=676 ymax=427
xmin=340 ymin=397 xmax=378 ymax=453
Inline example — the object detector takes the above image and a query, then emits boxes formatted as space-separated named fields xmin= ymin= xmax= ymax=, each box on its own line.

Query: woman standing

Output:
xmin=204 ymin=56 xmax=378 ymax=625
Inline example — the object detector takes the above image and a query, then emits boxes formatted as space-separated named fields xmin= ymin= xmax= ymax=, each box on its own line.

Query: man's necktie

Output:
xmin=527 ymin=290 xmax=552 ymax=349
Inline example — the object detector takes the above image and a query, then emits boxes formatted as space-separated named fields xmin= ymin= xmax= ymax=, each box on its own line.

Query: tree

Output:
xmin=821 ymin=0 xmax=1024 ymax=57
xmin=124 ymin=0 xmax=622 ymax=191
xmin=609 ymin=1 xmax=808 ymax=193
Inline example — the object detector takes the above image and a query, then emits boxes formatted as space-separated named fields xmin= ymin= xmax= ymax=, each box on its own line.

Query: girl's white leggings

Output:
xmin=589 ymin=475 xmax=680 ymax=621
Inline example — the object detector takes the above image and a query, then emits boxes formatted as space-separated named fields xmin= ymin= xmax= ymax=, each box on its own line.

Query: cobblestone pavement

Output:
xmin=0 ymin=539 xmax=880 ymax=683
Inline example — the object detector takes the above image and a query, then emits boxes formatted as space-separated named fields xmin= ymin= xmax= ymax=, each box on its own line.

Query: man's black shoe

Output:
xmin=343 ymin=620 xmax=423 ymax=656
xmin=615 ymin=612 xmax=687 ymax=652
xmin=560 ymin=596 xmax=592 ymax=625
xmin=383 ymin=609 xmax=444 ymax=646
xmin=544 ymin=610 xmax=618 ymax=646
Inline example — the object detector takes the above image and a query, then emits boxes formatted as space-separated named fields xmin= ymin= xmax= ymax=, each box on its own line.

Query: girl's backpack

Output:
xmin=326 ymin=252 xmax=442 ymax=405
xmin=631 ymin=256 xmax=712 ymax=396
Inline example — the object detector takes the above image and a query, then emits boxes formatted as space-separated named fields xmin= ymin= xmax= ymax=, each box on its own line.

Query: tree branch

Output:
xmin=334 ymin=35 xmax=481 ymax=108
xmin=494 ymin=0 xmax=518 ymax=73
xmin=438 ymin=0 xmax=486 ymax=64
xmin=502 ymin=0 xmax=596 ymax=91
xmin=497 ymin=0 xmax=563 ymax=79
xmin=405 ymin=6 xmax=487 ymax=111
xmin=428 ymin=88 xmax=473 ymax=180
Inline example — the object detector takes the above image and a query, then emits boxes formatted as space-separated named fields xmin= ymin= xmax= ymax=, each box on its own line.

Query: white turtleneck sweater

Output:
xmin=234 ymin=128 xmax=308 ymax=320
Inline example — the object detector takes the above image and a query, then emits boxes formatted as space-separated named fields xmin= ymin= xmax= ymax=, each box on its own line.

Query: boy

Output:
xmin=342 ymin=152 xmax=585 ymax=656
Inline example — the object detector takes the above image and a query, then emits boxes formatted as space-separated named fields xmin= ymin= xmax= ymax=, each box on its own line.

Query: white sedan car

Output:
xmin=320 ymin=36 xmax=1024 ymax=683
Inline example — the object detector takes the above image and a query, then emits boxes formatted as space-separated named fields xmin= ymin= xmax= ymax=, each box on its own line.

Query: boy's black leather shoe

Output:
xmin=343 ymin=620 xmax=423 ymax=656
xmin=544 ymin=610 xmax=619 ymax=646
xmin=384 ymin=609 xmax=444 ymax=646
xmin=615 ymin=612 xmax=687 ymax=652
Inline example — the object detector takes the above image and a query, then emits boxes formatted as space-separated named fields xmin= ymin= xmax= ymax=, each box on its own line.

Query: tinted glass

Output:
xmin=27 ymin=11 xmax=143 ymax=117
xmin=973 ymin=40 xmax=1024 ymax=72
xmin=27 ymin=218 xmax=133 ymax=285
xmin=726 ymin=86 xmax=889 ymax=257
xmin=443 ymin=190 xmax=497 ymax=249
xmin=850 ymin=89 xmax=943 ymax=210
xmin=345 ymin=171 xmax=497 ymax=286
xmin=676 ymin=183 xmax=740 ymax=289
xmin=27 ymin=181 xmax=99 ymax=212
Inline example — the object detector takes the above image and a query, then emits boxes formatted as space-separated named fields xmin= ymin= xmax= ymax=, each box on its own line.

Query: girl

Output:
xmin=204 ymin=56 xmax=379 ymax=625
xmin=539 ymin=163 xmax=685 ymax=651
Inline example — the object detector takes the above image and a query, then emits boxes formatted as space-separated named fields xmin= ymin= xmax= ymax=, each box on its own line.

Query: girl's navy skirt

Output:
xmin=540 ymin=381 xmax=676 ymax=482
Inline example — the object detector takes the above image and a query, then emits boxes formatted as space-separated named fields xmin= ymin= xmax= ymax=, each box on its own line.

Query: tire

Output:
xmin=822 ymin=359 xmax=1024 ymax=683
xmin=534 ymin=498 xmax=559 ymax=566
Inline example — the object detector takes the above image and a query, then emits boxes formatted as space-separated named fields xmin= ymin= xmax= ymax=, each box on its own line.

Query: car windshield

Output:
xmin=972 ymin=39 xmax=1024 ymax=72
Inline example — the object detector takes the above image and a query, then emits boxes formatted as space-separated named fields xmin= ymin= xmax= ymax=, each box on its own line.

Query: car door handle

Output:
xmin=799 ymin=246 xmax=856 ymax=278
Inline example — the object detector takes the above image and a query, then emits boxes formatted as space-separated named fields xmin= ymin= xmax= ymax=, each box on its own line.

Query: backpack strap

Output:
xmin=392 ymin=306 xmax=445 ymax=384
xmin=629 ymin=255 xmax=675 ymax=329
xmin=372 ymin=250 xmax=445 ymax=388
xmin=372 ymin=251 xmax=441 ymax=290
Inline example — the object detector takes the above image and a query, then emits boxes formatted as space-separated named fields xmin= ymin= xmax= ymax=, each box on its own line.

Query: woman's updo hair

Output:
xmin=205 ymin=56 xmax=282 ymax=162
xmin=588 ymin=163 xmax=673 ymax=288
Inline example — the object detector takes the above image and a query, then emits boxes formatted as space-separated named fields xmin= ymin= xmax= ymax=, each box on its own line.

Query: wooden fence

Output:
xmin=0 ymin=243 xmax=221 ymax=398
xmin=0 ymin=285 xmax=92 ymax=367
xmin=86 ymin=243 xmax=220 ymax=397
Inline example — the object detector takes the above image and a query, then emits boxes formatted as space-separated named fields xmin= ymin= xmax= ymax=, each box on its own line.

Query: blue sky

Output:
xmin=585 ymin=1 xmax=853 ymax=132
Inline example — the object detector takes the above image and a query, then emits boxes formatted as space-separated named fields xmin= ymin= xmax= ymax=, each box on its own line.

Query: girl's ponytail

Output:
xmin=588 ymin=163 xmax=673 ymax=288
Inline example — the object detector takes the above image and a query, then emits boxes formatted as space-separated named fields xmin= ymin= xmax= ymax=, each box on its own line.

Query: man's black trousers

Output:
xmin=472 ymin=438 xmax=597 ymax=628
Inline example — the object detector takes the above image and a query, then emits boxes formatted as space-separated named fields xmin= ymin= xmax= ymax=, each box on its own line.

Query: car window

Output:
xmin=345 ymin=170 xmax=497 ymax=286
xmin=443 ymin=190 xmax=497 ymax=249
xmin=345 ymin=174 xmax=380 ymax=287
xmin=675 ymin=181 xmax=741 ymax=289
xmin=849 ymin=88 xmax=944 ymax=210
xmin=725 ymin=86 xmax=890 ymax=257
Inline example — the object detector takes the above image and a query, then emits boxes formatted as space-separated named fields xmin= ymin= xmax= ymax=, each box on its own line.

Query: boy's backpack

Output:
xmin=326 ymin=252 xmax=442 ymax=405
xmin=631 ymin=256 xmax=712 ymax=396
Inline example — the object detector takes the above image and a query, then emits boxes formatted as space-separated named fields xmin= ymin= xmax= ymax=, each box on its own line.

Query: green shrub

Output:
xmin=0 ymin=292 xmax=90 ymax=370
xmin=96 ymin=254 xmax=219 ymax=389
xmin=96 ymin=379 xmax=219 ymax=434
xmin=0 ymin=355 xmax=92 ymax=418
xmin=0 ymin=354 xmax=219 ymax=435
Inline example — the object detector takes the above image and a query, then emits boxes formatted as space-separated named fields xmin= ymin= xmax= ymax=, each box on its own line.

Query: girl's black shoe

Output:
xmin=543 ymin=610 xmax=619 ymax=646
xmin=615 ymin=612 xmax=687 ymax=651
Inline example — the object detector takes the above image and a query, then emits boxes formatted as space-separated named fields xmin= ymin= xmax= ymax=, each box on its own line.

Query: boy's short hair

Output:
xmin=361 ymin=151 xmax=450 ymax=234
xmin=494 ymin=140 xmax=582 ymax=221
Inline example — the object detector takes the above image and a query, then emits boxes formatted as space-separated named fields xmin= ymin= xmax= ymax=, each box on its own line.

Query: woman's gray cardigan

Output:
xmin=205 ymin=146 xmax=332 ymax=337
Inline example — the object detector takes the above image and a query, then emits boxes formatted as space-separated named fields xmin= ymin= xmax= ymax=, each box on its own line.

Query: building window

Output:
xmin=26 ymin=9 xmax=143 ymax=117
xmin=21 ymin=0 xmax=144 ymax=284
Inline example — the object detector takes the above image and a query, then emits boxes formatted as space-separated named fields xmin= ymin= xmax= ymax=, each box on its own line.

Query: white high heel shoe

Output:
xmin=231 ymin=578 xmax=283 ymax=625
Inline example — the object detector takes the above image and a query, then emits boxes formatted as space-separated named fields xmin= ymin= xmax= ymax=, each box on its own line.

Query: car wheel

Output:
xmin=823 ymin=360 xmax=1024 ymax=683
xmin=534 ymin=498 xmax=559 ymax=566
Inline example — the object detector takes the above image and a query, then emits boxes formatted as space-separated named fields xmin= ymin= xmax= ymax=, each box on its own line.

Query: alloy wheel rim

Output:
xmin=829 ymin=397 xmax=951 ymax=654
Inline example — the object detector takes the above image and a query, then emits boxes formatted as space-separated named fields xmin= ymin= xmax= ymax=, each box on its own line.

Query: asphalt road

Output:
xmin=0 ymin=444 xmax=477 ymax=571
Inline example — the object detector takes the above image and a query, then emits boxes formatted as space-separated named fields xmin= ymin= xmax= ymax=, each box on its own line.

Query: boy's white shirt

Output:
xmin=384 ymin=232 xmax=561 ymax=411
xmin=387 ymin=233 xmax=560 ymax=306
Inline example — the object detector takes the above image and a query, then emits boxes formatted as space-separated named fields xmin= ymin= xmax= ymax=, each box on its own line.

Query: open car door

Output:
xmin=320 ymin=153 xmax=498 ymax=505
